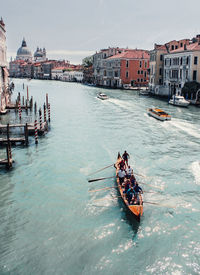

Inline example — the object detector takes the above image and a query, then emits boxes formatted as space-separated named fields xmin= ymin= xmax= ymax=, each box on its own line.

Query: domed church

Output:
xmin=34 ymin=47 xmax=46 ymax=62
xmin=16 ymin=38 xmax=32 ymax=61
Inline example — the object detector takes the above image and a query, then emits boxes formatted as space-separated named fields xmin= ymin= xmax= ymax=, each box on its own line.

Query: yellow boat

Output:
xmin=148 ymin=108 xmax=171 ymax=121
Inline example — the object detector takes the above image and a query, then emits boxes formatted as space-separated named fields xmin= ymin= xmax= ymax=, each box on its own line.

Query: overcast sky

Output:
xmin=1 ymin=0 xmax=200 ymax=64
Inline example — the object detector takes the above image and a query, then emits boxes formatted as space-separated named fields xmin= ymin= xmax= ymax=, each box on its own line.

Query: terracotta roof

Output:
xmin=107 ymin=50 xmax=149 ymax=60
xmin=170 ymin=42 xmax=200 ymax=53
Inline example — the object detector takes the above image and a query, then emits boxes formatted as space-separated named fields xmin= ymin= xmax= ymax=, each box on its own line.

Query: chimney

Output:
xmin=184 ymin=44 xmax=187 ymax=50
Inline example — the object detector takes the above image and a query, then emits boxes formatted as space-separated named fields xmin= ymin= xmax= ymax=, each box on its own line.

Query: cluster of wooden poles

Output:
xmin=0 ymin=86 xmax=51 ymax=169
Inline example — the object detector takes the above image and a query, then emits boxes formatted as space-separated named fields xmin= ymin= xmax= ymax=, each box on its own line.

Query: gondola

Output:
xmin=115 ymin=153 xmax=143 ymax=222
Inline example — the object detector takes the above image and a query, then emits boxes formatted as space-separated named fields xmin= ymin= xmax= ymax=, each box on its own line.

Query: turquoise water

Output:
xmin=0 ymin=79 xmax=200 ymax=275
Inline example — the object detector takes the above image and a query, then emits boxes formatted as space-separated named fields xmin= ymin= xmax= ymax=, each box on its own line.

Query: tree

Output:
xmin=182 ymin=81 xmax=200 ymax=99
xmin=82 ymin=56 xmax=93 ymax=68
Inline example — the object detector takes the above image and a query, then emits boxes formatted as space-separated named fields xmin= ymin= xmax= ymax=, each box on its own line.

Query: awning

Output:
xmin=3 ymin=67 xmax=9 ymax=76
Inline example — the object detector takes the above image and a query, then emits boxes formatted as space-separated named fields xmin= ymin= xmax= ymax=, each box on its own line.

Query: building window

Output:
xmin=126 ymin=71 xmax=129 ymax=78
xmin=180 ymin=43 xmax=183 ymax=47
xmin=170 ymin=59 xmax=171 ymax=66
xmin=180 ymin=57 xmax=183 ymax=65
xmin=141 ymin=70 xmax=143 ymax=74
xmin=140 ymin=61 xmax=142 ymax=68
xmin=160 ymin=55 xmax=163 ymax=61
xmin=175 ymin=45 xmax=178 ymax=49
xmin=145 ymin=62 xmax=147 ymax=68
xmin=141 ymin=79 xmax=143 ymax=82
xmin=138 ymin=70 xmax=140 ymax=74
xmin=194 ymin=56 xmax=198 ymax=65
xmin=159 ymin=68 xmax=162 ymax=76
xmin=171 ymin=45 xmax=174 ymax=50
xmin=126 ymin=60 xmax=129 ymax=67
xmin=186 ymin=56 xmax=189 ymax=65
xmin=180 ymin=69 xmax=182 ymax=79
xmin=104 ymin=70 xmax=106 ymax=76
xmin=137 ymin=79 xmax=140 ymax=82
xmin=144 ymin=71 xmax=146 ymax=78
xmin=193 ymin=70 xmax=197 ymax=81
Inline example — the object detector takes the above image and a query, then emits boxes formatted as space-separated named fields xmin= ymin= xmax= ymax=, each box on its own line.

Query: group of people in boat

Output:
xmin=117 ymin=151 xmax=143 ymax=205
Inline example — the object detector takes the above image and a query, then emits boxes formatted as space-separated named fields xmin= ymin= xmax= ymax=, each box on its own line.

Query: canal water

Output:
xmin=0 ymin=79 xmax=200 ymax=275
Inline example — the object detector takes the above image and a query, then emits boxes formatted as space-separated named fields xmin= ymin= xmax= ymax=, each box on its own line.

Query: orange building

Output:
xmin=105 ymin=49 xmax=150 ymax=88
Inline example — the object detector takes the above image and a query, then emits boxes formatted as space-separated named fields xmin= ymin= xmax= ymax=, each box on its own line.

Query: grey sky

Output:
xmin=1 ymin=0 xmax=200 ymax=64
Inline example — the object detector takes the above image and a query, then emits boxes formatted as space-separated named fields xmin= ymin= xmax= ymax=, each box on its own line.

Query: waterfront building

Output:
xmin=149 ymin=36 xmax=200 ymax=96
xmin=16 ymin=38 xmax=32 ymax=61
xmin=63 ymin=70 xmax=83 ymax=82
xmin=52 ymin=67 xmax=67 ymax=80
xmin=93 ymin=47 xmax=125 ymax=86
xmin=163 ymin=36 xmax=200 ymax=97
xmin=105 ymin=49 xmax=149 ymax=88
xmin=0 ymin=17 xmax=10 ymax=113
xmin=83 ymin=65 xmax=94 ymax=84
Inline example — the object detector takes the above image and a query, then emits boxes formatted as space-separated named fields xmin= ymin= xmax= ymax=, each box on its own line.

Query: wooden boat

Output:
xmin=115 ymin=153 xmax=143 ymax=222
xmin=97 ymin=93 xmax=109 ymax=100
xmin=148 ymin=108 xmax=171 ymax=121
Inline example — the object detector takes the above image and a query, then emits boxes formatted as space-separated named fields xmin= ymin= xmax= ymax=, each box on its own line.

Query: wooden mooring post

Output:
xmin=30 ymin=96 xmax=33 ymax=110
xmin=34 ymin=120 xmax=38 ymax=144
xmin=34 ymin=101 xmax=37 ymax=114
xmin=48 ymin=103 xmax=50 ymax=122
xmin=43 ymin=103 xmax=46 ymax=122
xmin=24 ymin=123 xmax=29 ymax=146
xmin=18 ymin=101 xmax=22 ymax=120
xmin=39 ymin=108 xmax=42 ymax=130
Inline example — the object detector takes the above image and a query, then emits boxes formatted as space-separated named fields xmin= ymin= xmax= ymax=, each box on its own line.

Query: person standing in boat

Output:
xmin=122 ymin=151 xmax=130 ymax=166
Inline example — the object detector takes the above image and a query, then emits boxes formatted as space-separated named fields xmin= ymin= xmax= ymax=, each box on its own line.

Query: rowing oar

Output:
xmin=88 ymin=176 xmax=116 ymax=183
xmin=138 ymin=181 xmax=163 ymax=190
xmin=93 ymin=197 xmax=175 ymax=208
xmin=143 ymin=201 xmax=176 ymax=208
xmin=87 ymin=164 xmax=114 ymax=176
xmin=89 ymin=186 xmax=117 ymax=192
xmin=89 ymin=186 xmax=157 ymax=194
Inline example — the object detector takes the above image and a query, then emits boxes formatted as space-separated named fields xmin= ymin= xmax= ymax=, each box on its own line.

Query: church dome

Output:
xmin=34 ymin=48 xmax=43 ymax=58
xmin=16 ymin=38 xmax=32 ymax=60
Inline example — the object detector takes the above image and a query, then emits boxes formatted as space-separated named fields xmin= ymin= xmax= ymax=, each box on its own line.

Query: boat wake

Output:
xmin=190 ymin=161 xmax=200 ymax=185
xmin=167 ymin=119 xmax=200 ymax=139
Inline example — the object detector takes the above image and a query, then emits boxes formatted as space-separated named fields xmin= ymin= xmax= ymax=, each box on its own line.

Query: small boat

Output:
xmin=169 ymin=95 xmax=190 ymax=107
xmin=115 ymin=153 xmax=143 ymax=222
xmin=139 ymin=90 xmax=150 ymax=96
xmin=97 ymin=93 xmax=109 ymax=100
xmin=148 ymin=108 xmax=171 ymax=121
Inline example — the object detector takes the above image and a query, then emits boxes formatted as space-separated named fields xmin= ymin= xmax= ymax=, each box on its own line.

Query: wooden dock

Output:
xmin=6 ymin=103 xmax=31 ymax=110
xmin=0 ymin=142 xmax=13 ymax=169
xmin=0 ymin=122 xmax=48 ymax=136
xmin=0 ymin=137 xmax=26 ymax=146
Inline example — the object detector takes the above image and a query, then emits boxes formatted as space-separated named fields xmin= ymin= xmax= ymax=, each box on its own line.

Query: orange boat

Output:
xmin=115 ymin=153 xmax=143 ymax=222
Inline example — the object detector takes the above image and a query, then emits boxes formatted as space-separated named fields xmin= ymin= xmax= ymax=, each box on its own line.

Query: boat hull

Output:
xmin=169 ymin=100 xmax=190 ymax=107
xmin=115 ymin=157 xmax=143 ymax=222
xmin=148 ymin=110 xmax=171 ymax=121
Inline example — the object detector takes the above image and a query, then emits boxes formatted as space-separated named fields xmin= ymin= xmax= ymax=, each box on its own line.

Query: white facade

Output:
xmin=63 ymin=71 xmax=83 ymax=82
xmin=164 ymin=52 xmax=193 ymax=95
xmin=51 ymin=68 xmax=64 ymax=80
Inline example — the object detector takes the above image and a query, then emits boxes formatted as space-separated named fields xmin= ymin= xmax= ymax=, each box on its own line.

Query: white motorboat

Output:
xmin=139 ymin=90 xmax=150 ymax=96
xmin=148 ymin=108 xmax=171 ymax=121
xmin=169 ymin=95 xmax=190 ymax=107
xmin=97 ymin=93 xmax=109 ymax=100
